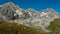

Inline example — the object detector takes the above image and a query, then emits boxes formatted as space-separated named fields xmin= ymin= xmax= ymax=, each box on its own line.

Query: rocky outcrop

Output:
xmin=0 ymin=2 xmax=20 ymax=20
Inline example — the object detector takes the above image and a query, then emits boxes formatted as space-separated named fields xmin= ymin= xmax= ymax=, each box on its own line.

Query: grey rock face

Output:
xmin=0 ymin=2 xmax=20 ymax=20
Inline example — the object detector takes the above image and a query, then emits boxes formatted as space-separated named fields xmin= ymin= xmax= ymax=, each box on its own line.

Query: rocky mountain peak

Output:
xmin=26 ymin=8 xmax=36 ymax=12
xmin=46 ymin=8 xmax=57 ymax=13
xmin=0 ymin=2 xmax=20 ymax=20
xmin=2 ymin=2 xmax=19 ymax=10
xmin=5 ymin=2 xmax=14 ymax=5
xmin=46 ymin=8 xmax=54 ymax=10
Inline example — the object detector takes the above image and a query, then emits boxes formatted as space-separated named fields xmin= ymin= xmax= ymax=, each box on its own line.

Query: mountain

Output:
xmin=14 ymin=8 xmax=60 ymax=32
xmin=0 ymin=2 xmax=60 ymax=32
xmin=0 ymin=2 xmax=20 ymax=20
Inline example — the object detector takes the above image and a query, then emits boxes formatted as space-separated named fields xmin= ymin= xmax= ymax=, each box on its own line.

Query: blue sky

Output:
xmin=0 ymin=0 xmax=60 ymax=13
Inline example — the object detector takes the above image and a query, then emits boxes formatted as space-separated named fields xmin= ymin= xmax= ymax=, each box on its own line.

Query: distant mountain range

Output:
xmin=0 ymin=2 xmax=60 ymax=32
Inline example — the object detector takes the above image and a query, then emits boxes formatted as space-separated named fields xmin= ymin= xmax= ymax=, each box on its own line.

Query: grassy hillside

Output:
xmin=48 ymin=18 xmax=60 ymax=34
xmin=0 ymin=21 xmax=38 ymax=34
xmin=0 ymin=21 xmax=51 ymax=34
xmin=0 ymin=18 xmax=60 ymax=34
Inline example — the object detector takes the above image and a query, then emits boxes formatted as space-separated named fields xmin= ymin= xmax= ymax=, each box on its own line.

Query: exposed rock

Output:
xmin=0 ymin=2 xmax=20 ymax=20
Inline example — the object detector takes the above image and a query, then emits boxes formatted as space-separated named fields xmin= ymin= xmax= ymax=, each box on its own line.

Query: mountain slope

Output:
xmin=0 ymin=18 xmax=60 ymax=34
xmin=0 ymin=21 xmax=51 ymax=34
xmin=0 ymin=2 xmax=60 ymax=32
xmin=0 ymin=2 xmax=20 ymax=20
xmin=48 ymin=18 xmax=60 ymax=34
